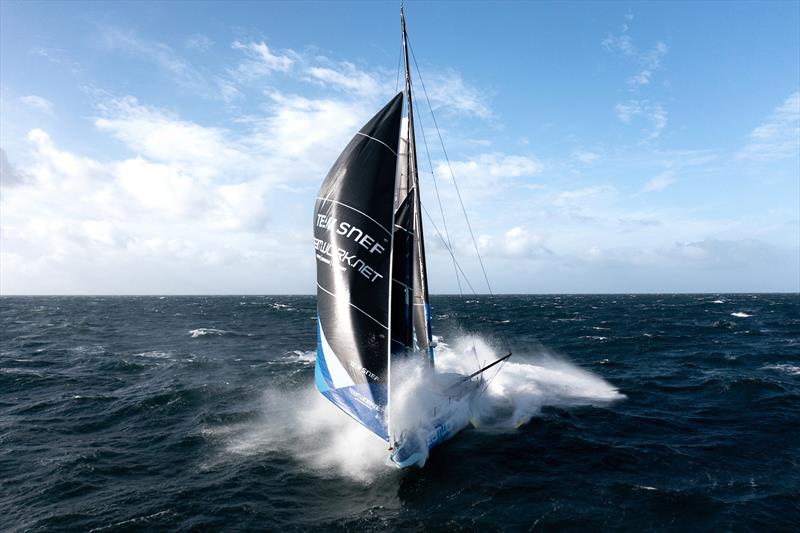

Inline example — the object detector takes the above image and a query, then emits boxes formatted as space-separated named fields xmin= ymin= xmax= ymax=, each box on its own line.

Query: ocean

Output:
xmin=1 ymin=294 xmax=798 ymax=531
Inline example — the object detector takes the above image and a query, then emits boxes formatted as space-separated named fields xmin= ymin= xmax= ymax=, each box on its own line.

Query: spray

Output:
xmin=211 ymin=334 xmax=624 ymax=480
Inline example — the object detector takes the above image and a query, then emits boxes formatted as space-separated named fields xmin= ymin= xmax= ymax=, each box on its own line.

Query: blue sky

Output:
xmin=1 ymin=1 xmax=798 ymax=294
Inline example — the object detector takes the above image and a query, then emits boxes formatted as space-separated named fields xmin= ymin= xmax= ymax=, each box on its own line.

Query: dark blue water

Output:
xmin=1 ymin=294 xmax=798 ymax=531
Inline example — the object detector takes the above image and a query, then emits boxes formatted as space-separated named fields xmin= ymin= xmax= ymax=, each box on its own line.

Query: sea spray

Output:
xmin=386 ymin=335 xmax=625 ymax=466
xmin=215 ymin=334 xmax=624 ymax=477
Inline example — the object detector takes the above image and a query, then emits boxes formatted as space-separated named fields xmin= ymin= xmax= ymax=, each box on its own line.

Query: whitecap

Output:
xmin=189 ymin=328 xmax=228 ymax=338
xmin=731 ymin=312 xmax=752 ymax=318
xmin=762 ymin=364 xmax=800 ymax=376
xmin=133 ymin=350 xmax=172 ymax=359
xmin=288 ymin=350 xmax=315 ymax=364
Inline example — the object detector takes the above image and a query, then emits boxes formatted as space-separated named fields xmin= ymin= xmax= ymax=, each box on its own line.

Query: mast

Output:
xmin=401 ymin=6 xmax=434 ymax=365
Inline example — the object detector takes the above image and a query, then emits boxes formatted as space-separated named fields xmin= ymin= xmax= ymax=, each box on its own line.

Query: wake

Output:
xmin=212 ymin=335 xmax=624 ymax=481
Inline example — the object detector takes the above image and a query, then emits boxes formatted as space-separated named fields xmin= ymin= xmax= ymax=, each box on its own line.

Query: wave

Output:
xmin=731 ymin=312 xmax=752 ymax=318
xmin=287 ymin=350 xmax=315 ymax=364
xmin=132 ymin=350 xmax=173 ymax=359
xmin=189 ymin=328 xmax=231 ymax=338
xmin=763 ymin=364 xmax=800 ymax=376
xmin=210 ymin=334 xmax=624 ymax=480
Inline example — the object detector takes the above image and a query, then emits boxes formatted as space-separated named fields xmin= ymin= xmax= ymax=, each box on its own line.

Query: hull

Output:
xmin=387 ymin=374 xmax=479 ymax=468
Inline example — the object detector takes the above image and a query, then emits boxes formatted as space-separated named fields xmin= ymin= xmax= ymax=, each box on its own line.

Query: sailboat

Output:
xmin=313 ymin=7 xmax=510 ymax=468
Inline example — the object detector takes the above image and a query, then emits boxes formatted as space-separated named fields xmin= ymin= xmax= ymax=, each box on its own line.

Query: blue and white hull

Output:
xmin=387 ymin=374 xmax=479 ymax=468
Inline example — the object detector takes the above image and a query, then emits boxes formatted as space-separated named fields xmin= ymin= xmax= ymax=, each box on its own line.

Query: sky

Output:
xmin=0 ymin=1 xmax=798 ymax=295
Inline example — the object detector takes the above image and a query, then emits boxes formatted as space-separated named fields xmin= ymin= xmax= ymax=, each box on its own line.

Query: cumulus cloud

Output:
xmin=94 ymin=96 xmax=246 ymax=178
xmin=500 ymin=226 xmax=550 ymax=258
xmin=737 ymin=92 xmax=800 ymax=160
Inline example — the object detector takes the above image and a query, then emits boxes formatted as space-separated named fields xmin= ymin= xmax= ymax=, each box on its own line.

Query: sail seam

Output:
xmin=315 ymin=197 xmax=392 ymax=236
xmin=355 ymin=132 xmax=398 ymax=156
xmin=316 ymin=282 xmax=389 ymax=330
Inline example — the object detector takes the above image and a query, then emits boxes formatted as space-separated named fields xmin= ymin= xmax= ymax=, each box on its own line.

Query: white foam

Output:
xmin=211 ymin=334 xmax=624 ymax=480
xmin=288 ymin=350 xmax=316 ymax=364
xmin=731 ymin=312 xmax=752 ymax=318
xmin=133 ymin=350 xmax=172 ymax=359
xmin=189 ymin=328 xmax=228 ymax=338
xmin=763 ymin=364 xmax=800 ymax=376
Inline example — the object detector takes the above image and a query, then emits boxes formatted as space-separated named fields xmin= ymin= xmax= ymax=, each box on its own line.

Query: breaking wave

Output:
xmin=189 ymin=328 xmax=229 ymax=338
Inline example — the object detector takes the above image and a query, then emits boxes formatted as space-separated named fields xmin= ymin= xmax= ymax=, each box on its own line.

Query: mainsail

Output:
xmin=313 ymin=93 xmax=403 ymax=441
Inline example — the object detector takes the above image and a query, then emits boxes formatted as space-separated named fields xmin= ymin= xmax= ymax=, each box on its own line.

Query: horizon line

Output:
xmin=1 ymin=291 xmax=798 ymax=297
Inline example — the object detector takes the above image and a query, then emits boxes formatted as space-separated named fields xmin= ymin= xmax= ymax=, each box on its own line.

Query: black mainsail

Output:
xmin=313 ymin=93 xmax=403 ymax=440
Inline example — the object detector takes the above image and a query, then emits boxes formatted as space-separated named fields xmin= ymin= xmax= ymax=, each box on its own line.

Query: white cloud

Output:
xmin=186 ymin=34 xmax=214 ymax=51
xmin=602 ymin=15 xmax=668 ymax=90
xmin=419 ymin=69 xmax=491 ymax=118
xmin=602 ymin=33 xmax=635 ymax=56
xmin=628 ymin=41 xmax=668 ymax=88
xmin=94 ymin=96 xmax=245 ymax=178
xmin=231 ymin=40 xmax=295 ymax=78
xmin=0 ymin=79 xmax=393 ymax=293
xmin=738 ymin=92 xmax=800 ymax=160
xmin=573 ymin=150 xmax=599 ymax=164
xmin=555 ymin=185 xmax=616 ymax=205
xmin=641 ymin=171 xmax=676 ymax=192
xmin=29 ymin=47 xmax=82 ymax=73
xmin=1 ymin=149 xmax=27 ymax=187
xmin=615 ymin=100 xmax=668 ymax=139
xmin=614 ymin=101 xmax=641 ymax=123
xmin=101 ymin=27 xmax=235 ymax=101
xmin=252 ymin=91 xmax=368 ymax=158
xmin=436 ymin=152 xmax=542 ymax=183
xmin=20 ymin=95 xmax=53 ymax=114
xmin=501 ymin=226 xmax=548 ymax=258
xmin=305 ymin=63 xmax=382 ymax=98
